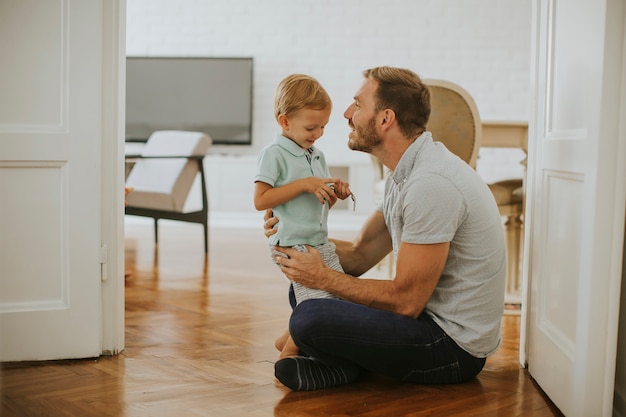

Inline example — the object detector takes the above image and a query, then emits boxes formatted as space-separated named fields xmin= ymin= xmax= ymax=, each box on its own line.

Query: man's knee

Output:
xmin=289 ymin=299 xmax=335 ymax=344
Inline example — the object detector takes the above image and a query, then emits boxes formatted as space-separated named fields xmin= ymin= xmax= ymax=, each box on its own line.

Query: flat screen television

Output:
xmin=125 ymin=57 xmax=253 ymax=145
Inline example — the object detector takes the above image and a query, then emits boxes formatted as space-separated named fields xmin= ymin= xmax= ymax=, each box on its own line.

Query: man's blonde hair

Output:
xmin=274 ymin=74 xmax=332 ymax=121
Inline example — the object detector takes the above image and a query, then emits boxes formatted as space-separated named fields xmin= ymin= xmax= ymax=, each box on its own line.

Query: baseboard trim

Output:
xmin=125 ymin=210 xmax=367 ymax=232
xmin=615 ymin=386 xmax=626 ymax=417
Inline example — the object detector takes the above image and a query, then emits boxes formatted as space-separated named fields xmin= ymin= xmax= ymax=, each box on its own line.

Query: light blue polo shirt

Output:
xmin=255 ymin=134 xmax=332 ymax=247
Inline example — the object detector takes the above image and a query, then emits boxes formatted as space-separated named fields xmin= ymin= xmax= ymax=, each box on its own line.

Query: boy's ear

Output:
xmin=277 ymin=114 xmax=289 ymax=129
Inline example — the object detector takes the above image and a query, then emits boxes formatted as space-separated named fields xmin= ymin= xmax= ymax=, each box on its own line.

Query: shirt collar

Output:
xmin=391 ymin=131 xmax=432 ymax=184
xmin=274 ymin=134 xmax=318 ymax=157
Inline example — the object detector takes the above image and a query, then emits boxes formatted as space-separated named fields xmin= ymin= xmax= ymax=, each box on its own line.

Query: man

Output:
xmin=267 ymin=66 xmax=506 ymax=391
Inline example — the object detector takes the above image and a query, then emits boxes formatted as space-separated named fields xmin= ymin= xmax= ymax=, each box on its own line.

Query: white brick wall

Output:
xmin=126 ymin=0 xmax=532 ymax=210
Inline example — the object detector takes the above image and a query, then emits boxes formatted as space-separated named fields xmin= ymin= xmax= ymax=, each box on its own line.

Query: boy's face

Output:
xmin=279 ymin=107 xmax=331 ymax=150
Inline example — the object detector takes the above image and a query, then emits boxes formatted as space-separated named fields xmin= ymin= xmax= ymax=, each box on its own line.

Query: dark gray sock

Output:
xmin=274 ymin=356 xmax=359 ymax=391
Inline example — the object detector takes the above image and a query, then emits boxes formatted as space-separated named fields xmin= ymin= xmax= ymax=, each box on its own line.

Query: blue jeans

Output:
xmin=287 ymin=287 xmax=485 ymax=384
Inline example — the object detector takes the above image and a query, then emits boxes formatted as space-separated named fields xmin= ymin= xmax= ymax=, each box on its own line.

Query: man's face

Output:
xmin=343 ymin=78 xmax=382 ymax=153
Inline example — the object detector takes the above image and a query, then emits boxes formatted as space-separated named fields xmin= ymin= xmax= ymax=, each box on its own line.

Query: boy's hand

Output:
xmin=301 ymin=177 xmax=338 ymax=205
xmin=333 ymin=179 xmax=353 ymax=201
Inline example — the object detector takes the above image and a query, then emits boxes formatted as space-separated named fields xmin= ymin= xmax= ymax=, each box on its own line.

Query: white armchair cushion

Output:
xmin=141 ymin=130 xmax=212 ymax=157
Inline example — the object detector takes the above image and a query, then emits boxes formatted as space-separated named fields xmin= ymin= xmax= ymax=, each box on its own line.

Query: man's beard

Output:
xmin=348 ymin=116 xmax=382 ymax=153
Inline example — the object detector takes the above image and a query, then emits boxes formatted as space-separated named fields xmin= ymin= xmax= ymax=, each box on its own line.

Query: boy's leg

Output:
xmin=290 ymin=244 xmax=339 ymax=304
xmin=274 ymin=329 xmax=290 ymax=352
xmin=278 ymin=335 xmax=300 ymax=359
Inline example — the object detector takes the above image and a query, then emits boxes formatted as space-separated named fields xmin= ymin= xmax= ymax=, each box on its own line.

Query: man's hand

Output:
xmin=263 ymin=209 xmax=279 ymax=238
xmin=273 ymin=245 xmax=327 ymax=290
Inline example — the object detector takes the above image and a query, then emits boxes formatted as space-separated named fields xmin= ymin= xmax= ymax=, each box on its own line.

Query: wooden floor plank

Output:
xmin=1 ymin=220 xmax=564 ymax=416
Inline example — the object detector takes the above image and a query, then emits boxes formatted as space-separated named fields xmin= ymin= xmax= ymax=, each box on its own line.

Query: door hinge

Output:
xmin=100 ymin=244 xmax=108 ymax=282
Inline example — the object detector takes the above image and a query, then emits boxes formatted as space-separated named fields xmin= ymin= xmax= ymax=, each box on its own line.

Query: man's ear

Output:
xmin=277 ymin=114 xmax=290 ymax=129
xmin=379 ymin=109 xmax=396 ymax=130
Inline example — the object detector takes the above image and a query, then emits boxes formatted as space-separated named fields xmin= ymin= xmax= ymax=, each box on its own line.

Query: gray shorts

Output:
xmin=270 ymin=242 xmax=343 ymax=304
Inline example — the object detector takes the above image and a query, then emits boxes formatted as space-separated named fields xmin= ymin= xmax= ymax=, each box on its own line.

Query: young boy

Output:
xmin=254 ymin=74 xmax=352 ymax=359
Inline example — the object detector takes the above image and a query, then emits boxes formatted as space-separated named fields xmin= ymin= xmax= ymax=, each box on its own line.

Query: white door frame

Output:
xmin=100 ymin=0 xmax=126 ymax=355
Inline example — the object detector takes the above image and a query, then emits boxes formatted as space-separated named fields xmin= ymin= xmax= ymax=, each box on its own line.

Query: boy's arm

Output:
xmin=254 ymin=181 xmax=301 ymax=211
xmin=254 ymin=178 xmax=336 ymax=211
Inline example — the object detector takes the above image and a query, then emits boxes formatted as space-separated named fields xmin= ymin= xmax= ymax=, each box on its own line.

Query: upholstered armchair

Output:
xmin=125 ymin=130 xmax=212 ymax=253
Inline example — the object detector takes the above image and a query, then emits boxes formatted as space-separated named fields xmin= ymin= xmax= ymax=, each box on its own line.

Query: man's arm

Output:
xmin=263 ymin=209 xmax=392 ymax=276
xmin=275 ymin=235 xmax=449 ymax=319
xmin=330 ymin=211 xmax=392 ymax=276
xmin=263 ymin=209 xmax=391 ymax=275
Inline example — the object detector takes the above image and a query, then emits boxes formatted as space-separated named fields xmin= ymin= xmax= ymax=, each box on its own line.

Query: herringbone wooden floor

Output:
xmin=1 ymin=218 xmax=563 ymax=416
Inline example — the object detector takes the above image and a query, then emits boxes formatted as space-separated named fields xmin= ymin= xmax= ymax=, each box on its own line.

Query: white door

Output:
xmin=523 ymin=0 xmax=626 ymax=416
xmin=0 ymin=0 xmax=124 ymax=361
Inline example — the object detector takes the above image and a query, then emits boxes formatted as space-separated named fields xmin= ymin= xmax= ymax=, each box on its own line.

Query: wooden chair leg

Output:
xmin=504 ymin=212 xmax=523 ymax=304
xmin=203 ymin=222 xmax=208 ymax=254
xmin=153 ymin=218 xmax=159 ymax=248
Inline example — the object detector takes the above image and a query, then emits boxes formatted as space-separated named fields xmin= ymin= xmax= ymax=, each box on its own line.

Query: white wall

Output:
xmin=126 ymin=0 xmax=531 ymax=183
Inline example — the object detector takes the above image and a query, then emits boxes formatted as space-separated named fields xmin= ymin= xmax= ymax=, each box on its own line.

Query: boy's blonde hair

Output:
xmin=274 ymin=74 xmax=332 ymax=121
